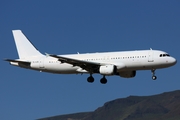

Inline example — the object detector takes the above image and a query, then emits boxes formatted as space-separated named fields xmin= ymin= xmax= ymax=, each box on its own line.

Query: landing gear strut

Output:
xmin=151 ymin=69 xmax=157 ymax=80
xmin=100 ymin=76 xmax=107 ymax=84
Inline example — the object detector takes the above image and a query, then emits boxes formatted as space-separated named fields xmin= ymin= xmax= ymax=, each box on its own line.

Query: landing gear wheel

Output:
xmin=87 ymin=76 xmax=94 ymax=83
xmin=152 ymin=76 xmax=157 ymax=80
xmin=100 ymin=77 xmax=107 ymax=84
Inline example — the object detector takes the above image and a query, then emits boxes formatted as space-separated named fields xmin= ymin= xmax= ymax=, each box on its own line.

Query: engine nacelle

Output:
xmin=99 ymin=65 xmax=116 ymax=75
xmin=119 ymin=71 xmax=136 ymax=78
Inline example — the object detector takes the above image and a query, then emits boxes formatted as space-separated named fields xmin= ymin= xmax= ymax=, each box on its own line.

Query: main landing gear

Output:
xmin=87 ymin=75 xmax=107 ymax=84
xmin=100 ymin=76 xmax=107 ymax=84
xmin=87 ymin=75 xmax=94 ymax=83
xmin=151 ymin=69 xmax=157 ymax=80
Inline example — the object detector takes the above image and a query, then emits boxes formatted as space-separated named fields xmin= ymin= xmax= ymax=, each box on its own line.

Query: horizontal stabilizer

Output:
xmin=4 ymin=59 xmax=31 ymax=67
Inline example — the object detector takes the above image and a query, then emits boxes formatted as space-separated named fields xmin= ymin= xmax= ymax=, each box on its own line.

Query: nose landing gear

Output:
xmin=151 ymin=69 xmax=157 ymax=80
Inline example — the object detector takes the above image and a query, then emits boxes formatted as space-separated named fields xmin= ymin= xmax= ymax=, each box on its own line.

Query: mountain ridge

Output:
xmin=38 ymin=90 xmax=180 ymax=120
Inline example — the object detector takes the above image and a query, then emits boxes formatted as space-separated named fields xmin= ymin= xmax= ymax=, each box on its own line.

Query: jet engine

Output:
xmin=99 ymin=65 xmax=116 ymax=75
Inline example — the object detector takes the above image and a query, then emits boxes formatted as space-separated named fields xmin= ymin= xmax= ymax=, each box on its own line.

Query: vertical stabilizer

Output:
xmin=12 ymin=30 xmax=43 ymax=59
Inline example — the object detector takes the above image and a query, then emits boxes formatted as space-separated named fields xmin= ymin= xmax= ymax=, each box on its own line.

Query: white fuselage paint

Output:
xmin=7 ymin=30 xmax=177 ymax=83
xmin=20 ymin=50 xmax=176 ymax=75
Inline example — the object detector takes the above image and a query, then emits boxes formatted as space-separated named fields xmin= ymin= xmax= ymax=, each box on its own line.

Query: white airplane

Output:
xmin=5 ymin=30 xmax=177 ymax=84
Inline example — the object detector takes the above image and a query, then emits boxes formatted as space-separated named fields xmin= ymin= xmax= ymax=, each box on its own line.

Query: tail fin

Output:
xmin=12 ymin=30 xmax=44 ymax=59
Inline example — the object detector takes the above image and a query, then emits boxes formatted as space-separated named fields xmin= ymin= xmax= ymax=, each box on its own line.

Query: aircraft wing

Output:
xmin=48 ymin=54 xmax=105 ymax=73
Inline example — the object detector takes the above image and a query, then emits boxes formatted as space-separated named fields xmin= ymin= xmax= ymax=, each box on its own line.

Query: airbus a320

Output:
xmin=5 ymin=30 xmax=177 ymax=84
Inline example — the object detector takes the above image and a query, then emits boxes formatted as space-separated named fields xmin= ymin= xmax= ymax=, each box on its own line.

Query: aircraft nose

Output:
xmin=170 ymin=57 xmax=177 ymax=65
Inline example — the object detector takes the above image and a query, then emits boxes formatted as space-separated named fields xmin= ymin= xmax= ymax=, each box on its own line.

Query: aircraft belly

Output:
xmin=122 ymin=59 xmax=171 ymax=71
xmin=44 ymin=63 xmax=79 ymax=74
xmin=117 ymin=60 xmax=157 ymax=71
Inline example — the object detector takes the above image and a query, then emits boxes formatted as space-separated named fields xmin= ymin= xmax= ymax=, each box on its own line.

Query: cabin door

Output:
xmin=148 ymin=51 xmax=154 ymax=62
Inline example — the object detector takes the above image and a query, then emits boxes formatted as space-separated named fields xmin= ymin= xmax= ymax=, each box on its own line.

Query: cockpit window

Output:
xmin=159 ymin=54 xmax=170 ymax=57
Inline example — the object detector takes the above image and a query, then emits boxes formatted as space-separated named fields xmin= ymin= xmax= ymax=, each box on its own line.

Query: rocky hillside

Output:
xmin=38 ymin=90 xmax=180 ymax=120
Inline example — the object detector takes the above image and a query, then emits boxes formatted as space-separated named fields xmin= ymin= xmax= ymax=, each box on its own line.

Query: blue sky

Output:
xmin=1 ymin=1 xmax=180 ymax=120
